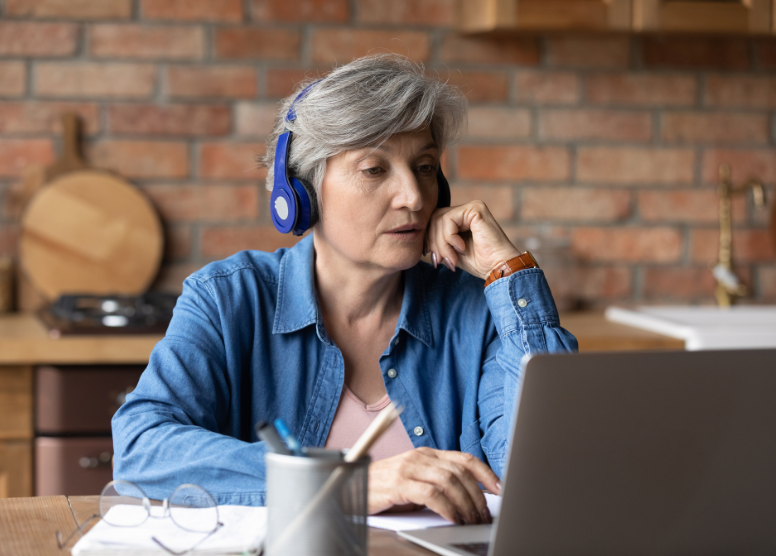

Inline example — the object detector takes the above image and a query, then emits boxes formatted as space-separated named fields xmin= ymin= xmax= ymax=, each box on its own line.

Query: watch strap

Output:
xmin=484 ymin=252 xmax=539 ymax=288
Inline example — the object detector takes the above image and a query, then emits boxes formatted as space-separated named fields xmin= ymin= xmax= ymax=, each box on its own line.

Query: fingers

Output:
xmin=405 ymin=456 xmax=482 ymax=524
xmin=437 ymin=450 xmax=502 ymax=497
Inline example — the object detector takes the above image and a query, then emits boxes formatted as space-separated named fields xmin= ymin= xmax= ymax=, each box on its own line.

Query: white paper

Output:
xmin=367 ymin=493 xmax=502 ymax=531
xmin=71 ymin=504 xmax=266 ymax=555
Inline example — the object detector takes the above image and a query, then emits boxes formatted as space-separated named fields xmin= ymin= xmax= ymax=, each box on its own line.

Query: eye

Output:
xmin=416 ymin=164 xmax=436 ymax=176
xmin=364 ymin=167 xmax=383 ymax=176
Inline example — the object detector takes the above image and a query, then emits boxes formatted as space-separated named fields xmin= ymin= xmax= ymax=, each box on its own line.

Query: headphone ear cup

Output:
xmin=300 ymin=179 xmax=319 ymax=228
xmin=288 ymin=177 xmax=318 ymax=235
xmin=436 ymin=167 xmax=451 ymax=208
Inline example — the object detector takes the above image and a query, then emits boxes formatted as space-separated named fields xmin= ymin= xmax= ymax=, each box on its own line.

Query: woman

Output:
xmin=112 ymin=55 xmax=577 ymax=526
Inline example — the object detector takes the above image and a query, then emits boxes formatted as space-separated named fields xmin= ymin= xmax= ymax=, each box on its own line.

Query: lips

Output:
xmin=386 ymin=224 xmax=423 ymax=234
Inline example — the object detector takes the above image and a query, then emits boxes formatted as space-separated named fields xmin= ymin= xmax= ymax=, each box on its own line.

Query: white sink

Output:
xmin=605 ymin=306 xmax=776 ymax=351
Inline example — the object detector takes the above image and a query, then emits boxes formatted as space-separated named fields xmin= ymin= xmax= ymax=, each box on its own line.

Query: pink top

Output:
xmin=324 ymin=385 xmax=415 ymax=461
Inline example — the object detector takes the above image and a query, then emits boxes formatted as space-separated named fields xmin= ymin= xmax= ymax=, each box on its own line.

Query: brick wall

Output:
xmin=1 ymin=0 xmax=775 ymax=307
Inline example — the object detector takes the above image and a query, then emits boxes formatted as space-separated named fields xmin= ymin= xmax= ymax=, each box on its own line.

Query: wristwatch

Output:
xmin=484 ymin=252 xmax=540 ymax=288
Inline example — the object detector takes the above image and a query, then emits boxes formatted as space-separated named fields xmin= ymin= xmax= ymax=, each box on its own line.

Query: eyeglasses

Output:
xmin=56 ymin=480 xmax=223 ymax=556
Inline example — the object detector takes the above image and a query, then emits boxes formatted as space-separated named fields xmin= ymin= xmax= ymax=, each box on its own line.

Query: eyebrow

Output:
xmin=358 ymin=141 xmax=439 ymax=160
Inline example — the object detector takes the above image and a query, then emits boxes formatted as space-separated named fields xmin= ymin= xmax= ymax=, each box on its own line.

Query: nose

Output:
xmin=392 ymin=166 xmax=424 ymax=212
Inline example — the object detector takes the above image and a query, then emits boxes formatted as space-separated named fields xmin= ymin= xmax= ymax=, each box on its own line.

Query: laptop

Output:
xmin=399 ymin=349 xmax=776 ymax=556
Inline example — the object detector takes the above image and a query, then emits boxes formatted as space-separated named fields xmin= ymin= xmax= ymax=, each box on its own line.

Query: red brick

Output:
xmin=522 ymin=188 xmax=631 ymax=222
xmin=235 ymin=102 xmax=278 ymax=137
xmin=439 ymin=34 xmax=539 ymax=66
xmin=108 ymin=104 xmax=231 ymax=137
xmin=88 ymin=140 xmax=189 ymax=178
xmin=466 ymin=107 xmax=531 ymax=140
xmin=164 ymin=225 xmax=192 ymax=259
xmin=311 ymin=29 xmax=431 ymax=63
xmin=0 ymin=22 xmax=77 ymax=57
xmin=251 ymin=0 xmax=348 ymax=22
xmin=457 ymin=146 xmax=570 ymax=182
xmin=449 ymin=185 xmax=514 ymax=220
xmin=755 ymin=40 xmax=776 ymax=71
xmin=141 ymin=0 xmax=243 ymax=22
xmin=356 ymin=0 xmax=453 ymax=25
xmin=0 ymin=62 xmax=26 ymax=97
xmin=151 ymin=263 xmax=201 ymax=293
xmin=6 ymin=0 xmax=131 ymax=18
xmin=215 ymin=27 xmax=301 ymax=61
xmin=199 ymin=143 xmax=267 ymax=179
xmin=691 ymin=229 xmax=775 ymax=263
xmin=586 ymin=73 xmax=697 ymax=106
xmin=538 ymin=109 xmax=652 ymax=142
xmin=35 ymin=63 xmax=156 ymax=99
xmin=545 ymin=36 xmax=630 ymax=69
xmin=0 ymin=102 xmax=100 ymax=135
xmin=572 ymin=227 xmax=682 ymax=263
xmin=705 ymin=75 xmax=776 ymax=108
xmin=0 ymin=139 xmax=54 ymax=177
xmin=143 ymin=184 xmax=259 ymax=221
xmin=201 ymin=225 xmax=302 ymax=257
xmin=758 ymin=266 xmax=776 ymax=300
xmin=90 ymin=24 xmax=204 ymax=60
xmin=577 ymin=266 xmax=633 ymax=300
xmin=643 ymin=267 xmax=717 ymax=300
xmin=638 ymin=190 xmax=746 ymax=224
xmin=167 ymin=66 xmax=257 ymax=99
xmin=515 ymin=71 xmax=579 ymax=105
xmin=662 ymin=112 xmax=769 ymax=144
xmin=701 ymin=149 xmax=776 ymax=184
xmin=266 ymin=68 xmax=320 ymax=99
xmin=443 ymin=70 xmax=509 ymax=103
xmin=643 ymin=37 xmax=750 ymax=70
xmin=577 ymin=147 xmax=695 ymax=185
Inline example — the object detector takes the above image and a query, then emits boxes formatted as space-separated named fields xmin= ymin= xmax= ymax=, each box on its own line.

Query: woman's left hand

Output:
xmin=425 ymin=200 xmax=520 ymax=280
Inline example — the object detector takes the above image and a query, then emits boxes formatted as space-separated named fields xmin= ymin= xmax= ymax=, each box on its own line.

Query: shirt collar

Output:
xmin=272 ymin=234 xmax=434 ymax=348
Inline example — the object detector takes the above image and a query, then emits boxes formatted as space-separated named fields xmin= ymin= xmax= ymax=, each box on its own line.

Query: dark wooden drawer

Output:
xmin=35 ymin=365 xmax=144 ymax=435
xmin=35 ymin=437 xmax=113 ymax=496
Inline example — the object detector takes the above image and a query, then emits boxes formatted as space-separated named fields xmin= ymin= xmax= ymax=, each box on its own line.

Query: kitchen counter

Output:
xmin=0 ymin=314 xmax=161 ymax=365
xmin=0 ymin=311 xmax=682 ymax=366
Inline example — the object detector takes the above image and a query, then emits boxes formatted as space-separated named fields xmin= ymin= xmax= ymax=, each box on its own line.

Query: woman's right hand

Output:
xmin=367 ymin=447 xmax=500 ymax=524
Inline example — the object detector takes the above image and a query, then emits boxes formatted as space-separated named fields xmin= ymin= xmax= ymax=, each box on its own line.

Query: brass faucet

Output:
xmin=714 ymin=164 xmax=765 ymax=308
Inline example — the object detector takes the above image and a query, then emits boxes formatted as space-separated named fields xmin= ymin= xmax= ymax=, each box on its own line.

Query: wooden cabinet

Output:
xmin=458 ymin=0 xmax=775 ymax=34
xmin=0 ymin=366 xmax=33 ymax=498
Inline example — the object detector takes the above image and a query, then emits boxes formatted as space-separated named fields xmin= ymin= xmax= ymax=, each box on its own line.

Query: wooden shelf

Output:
xmin=458 ymin=0 xmax=775 ymax=34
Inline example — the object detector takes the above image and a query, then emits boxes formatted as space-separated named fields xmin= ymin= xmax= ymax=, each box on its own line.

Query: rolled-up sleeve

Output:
xmin=112 ymin=277 xmax=268 ymax=506
xmin=477 ymin=268 xmax=578 ymax=477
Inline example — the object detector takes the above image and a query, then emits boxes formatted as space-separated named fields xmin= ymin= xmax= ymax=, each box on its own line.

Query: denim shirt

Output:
xmin=112 ymin=235 xmax=578 ymax=506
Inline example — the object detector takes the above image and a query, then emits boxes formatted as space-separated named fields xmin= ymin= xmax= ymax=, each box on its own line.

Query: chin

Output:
xmin=377 ymin=246 xmax=423 ymax=272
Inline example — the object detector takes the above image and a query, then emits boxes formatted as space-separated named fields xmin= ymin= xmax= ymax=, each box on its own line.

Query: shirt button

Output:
xmin=517 ymin=298 xmax=528 ymax=308
xmin=414 ymin=426 xmax=424 ymax=436
xmin=394 ymin=337 xmax=400 ymax=346
xmin=387 ymin=368 xmax=398 ymax=379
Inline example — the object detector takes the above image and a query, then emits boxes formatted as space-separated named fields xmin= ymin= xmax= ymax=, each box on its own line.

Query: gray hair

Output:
xmin=260 ymin=54 xmax=467 ymax=198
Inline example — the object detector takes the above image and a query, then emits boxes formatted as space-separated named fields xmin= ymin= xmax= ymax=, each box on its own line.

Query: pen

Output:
xmin=255 ymin=421 xmax=292 ymax=456
xmin=273 ymin=418 xmax=305 ymax=457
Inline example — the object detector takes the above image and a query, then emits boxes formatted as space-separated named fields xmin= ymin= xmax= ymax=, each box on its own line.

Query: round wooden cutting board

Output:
xmin=20 ymin=170 xmax=163 ymax=300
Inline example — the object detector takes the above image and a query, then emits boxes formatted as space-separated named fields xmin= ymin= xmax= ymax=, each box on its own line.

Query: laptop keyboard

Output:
xmin=452 ymin=542 xmax=490 ymax=556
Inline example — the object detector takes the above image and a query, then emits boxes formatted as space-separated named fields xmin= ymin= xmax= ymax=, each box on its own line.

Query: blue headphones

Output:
xmin=270 ymin=82 xmax=451 ymax=236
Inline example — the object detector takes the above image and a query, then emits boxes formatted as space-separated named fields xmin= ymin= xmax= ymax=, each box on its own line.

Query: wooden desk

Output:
xmin=0 ymin=496 xmax=432 ymax=556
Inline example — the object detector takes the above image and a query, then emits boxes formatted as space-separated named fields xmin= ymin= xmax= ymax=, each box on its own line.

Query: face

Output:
xmin=314 ymin=129 xmax=439 ymax=272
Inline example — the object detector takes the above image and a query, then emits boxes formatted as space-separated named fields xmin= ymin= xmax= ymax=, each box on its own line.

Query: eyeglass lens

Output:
xmin=168 ymin=484 xmax=219 ymax=533
xmin=100 ymin=480 xmax=150 ymax=526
